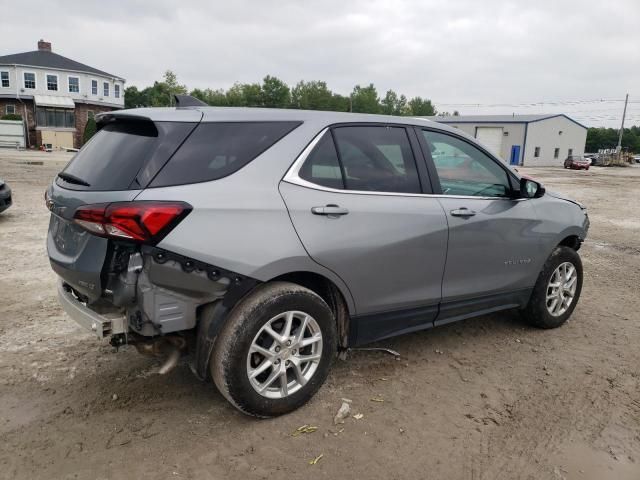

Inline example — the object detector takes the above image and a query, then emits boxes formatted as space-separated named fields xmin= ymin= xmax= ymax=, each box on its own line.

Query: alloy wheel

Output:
xmin=546 ymin=261 xmax=578 ymax=317
xmin=246 ymin=311 xmax=323 ymax=399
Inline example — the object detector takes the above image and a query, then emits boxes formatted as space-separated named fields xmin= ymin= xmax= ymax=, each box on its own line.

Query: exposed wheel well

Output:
xmin=558 ymin=235 xmax=582 ymax=251
xmin=271 ymin=271 xmax=350 ymax=349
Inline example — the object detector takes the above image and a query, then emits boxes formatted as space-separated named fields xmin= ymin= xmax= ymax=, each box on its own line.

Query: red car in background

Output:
xmin=564 ymin=155 xmax=590 ymax=170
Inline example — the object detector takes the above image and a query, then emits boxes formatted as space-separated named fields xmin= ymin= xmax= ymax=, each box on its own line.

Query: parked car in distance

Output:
xmin=46 ymin=97 xmax=590 ymax=417
xmin=0 ymin=178 xmax=12 ymax=213
xmin=564 ymin=155 xmax=590 ymax=170
xmin=633 ymin=155 xmax=640 ymax=164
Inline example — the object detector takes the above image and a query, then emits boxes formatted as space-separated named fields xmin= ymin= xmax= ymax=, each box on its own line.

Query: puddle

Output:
xmin=553 ymin=442 xmax=639 ymax=479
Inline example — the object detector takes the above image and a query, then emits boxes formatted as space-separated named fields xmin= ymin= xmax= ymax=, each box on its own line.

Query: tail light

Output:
xmin=73 ymin=201 xmax=192 ymax=243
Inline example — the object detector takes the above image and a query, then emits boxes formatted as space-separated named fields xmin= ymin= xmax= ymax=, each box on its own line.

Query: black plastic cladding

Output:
xmin=141 ymin=246 xmax=260 ymax=308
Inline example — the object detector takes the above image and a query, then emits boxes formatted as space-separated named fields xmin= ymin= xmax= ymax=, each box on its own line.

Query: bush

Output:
xmin=1 ymin=113 xmax=23 ymax=121
xmin=83 ymin=117 xmax=97 ymax=145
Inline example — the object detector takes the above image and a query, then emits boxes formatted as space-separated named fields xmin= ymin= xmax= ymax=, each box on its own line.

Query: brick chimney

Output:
xmin=37 ymin=39 xmax=52 ymax=52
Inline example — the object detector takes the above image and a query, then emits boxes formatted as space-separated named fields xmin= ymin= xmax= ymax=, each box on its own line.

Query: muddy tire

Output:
xmin=521 ymin=246 xmax=583 ymax=329
xmin=210 ymin=281 xmax=336 ymax=417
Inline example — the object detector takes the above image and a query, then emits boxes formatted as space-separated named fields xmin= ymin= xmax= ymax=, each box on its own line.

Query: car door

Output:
xmin=280 ymin=125 xmax=448 ymax=343
xmin=417 ymin=128 xmax=545 ymax=325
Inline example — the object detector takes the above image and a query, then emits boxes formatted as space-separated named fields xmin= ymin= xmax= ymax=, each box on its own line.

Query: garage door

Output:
xmin=475 ymin=127 xmax=504 ymax=159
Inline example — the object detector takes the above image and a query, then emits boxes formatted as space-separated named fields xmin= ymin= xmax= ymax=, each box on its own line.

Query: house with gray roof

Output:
xmin=0 ymin=40 xmax=125 ymax=149
xmin=426 ymin=114 xmax=587 ymax=166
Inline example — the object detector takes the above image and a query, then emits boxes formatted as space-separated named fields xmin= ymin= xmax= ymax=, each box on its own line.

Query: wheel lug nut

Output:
xmin=286 ymin=340 xmax=291 ymax=346
xmin=274 ymin=359 xmax=280 ymax=365
xmin=275 ymin=346 xmax=280 ymax=352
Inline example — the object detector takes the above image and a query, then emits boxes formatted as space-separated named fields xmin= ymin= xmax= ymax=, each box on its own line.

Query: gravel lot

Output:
xmin=0 ymin=150 xmax=639 ymax=480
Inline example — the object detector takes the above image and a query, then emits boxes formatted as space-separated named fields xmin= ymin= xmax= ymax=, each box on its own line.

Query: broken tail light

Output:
xmin=73 ymin=201 xmax=192 ymax=243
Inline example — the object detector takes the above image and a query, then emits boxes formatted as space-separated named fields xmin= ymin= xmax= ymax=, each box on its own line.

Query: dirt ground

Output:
xmin=0 ymin=150 xmax=639 ymax=480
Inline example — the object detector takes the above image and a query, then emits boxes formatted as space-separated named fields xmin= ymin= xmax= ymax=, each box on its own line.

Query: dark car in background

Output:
xmin=564 ymin=155 xmax=590 ymax=170
xmin=0 ymin=178 xmax=11 ymax=213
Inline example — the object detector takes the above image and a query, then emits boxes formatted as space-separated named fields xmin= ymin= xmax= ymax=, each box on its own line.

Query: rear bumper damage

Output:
xmin=58 ymin=280 xmax=127 ymax=339
xmin=56 ymin=245 xmax=260 ymax=375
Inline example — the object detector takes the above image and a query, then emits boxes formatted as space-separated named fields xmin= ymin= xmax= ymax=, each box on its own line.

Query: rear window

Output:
xmin=59 ymin=121 xmax=196 ymax=191
xmin=150 ymin=121 xmax=301 ymax=187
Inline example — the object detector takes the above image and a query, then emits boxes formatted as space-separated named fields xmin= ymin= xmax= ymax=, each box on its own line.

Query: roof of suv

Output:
xmin=106 ymin=106 xmax=440 ymax=127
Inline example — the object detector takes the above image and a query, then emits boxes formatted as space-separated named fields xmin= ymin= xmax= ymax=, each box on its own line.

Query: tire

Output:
xmin=521 ymin=246 xmax=583 ymax=329
xmin=210 ymin=281 xmax=337 ymax=417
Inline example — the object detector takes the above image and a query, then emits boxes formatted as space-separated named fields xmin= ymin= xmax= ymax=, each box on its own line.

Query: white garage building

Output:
xmin=427 ymin=114 xmax=587 ymax=167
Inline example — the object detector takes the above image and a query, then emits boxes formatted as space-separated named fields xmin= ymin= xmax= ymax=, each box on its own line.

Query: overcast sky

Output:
xmin=2 ymin=0 xmax=639 ymax=127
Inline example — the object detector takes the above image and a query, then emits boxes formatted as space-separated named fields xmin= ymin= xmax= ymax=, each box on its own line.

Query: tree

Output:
xmin=242 ymin=83 xmax=263 ymax=107
xmin=408 ymin=97 xmax=436 ymax=116
xmin=226 ymin=83 xmax=246 ymax=106
xmin=83 ymin=116 xmax=97 ymax=145
xmin=190 ymin=88 xmax=227 ymax=106
xmin=380 ymin=90 xmax=409 ymax=116
xmin=291 ymin=80 xmax=334 ymax=110
xmin=350 ymin=84 xmax=380 ymax=114
xmin=162 ymin=70 xmax=187 ymax=106
xmin=124 ymin=86 xmax=150 ymax=108
xmin=261 ymin=75 xmax=290 ymax=108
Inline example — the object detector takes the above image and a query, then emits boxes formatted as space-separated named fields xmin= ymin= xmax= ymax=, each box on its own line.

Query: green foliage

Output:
xmin=83 ymin=116 xmax=97 ymax=145
xmin=1 ymin=113 xmax=23 ymax=121
xmin=350 ymin=84 xmax=380 ymax=114
xmin=261 ymin=75 xmax=290 ymax=108
xmin=586 ymin=126 xmax=640 ymax=153
xmin=409 ymin=97 xmax=437 ymax=116
xmin=190 ymin=88 xmax=228 ymax=106
xmin=291 ymin=81 xmax=333 ymax=110
xmin=124 ymin=71 xmax=438 ymax=117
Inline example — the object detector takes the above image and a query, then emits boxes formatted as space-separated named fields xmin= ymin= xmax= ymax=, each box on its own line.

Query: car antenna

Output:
xmin=174 ymin=94 xmax=208 ymax=108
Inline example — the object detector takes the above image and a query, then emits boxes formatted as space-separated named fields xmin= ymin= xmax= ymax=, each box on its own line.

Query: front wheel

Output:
xmin=521 ymin=246 xmax=583 ymax=329
xmin=210 ymin=282 xmax=336 ymax=417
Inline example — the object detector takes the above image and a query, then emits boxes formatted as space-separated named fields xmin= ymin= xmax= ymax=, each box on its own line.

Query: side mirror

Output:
xmin=520 ymin=178 xmax=545 ymax=198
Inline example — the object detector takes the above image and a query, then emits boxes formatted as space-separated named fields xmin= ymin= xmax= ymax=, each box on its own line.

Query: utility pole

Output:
xmin=617 ymin=93 xmax=629 ymax=153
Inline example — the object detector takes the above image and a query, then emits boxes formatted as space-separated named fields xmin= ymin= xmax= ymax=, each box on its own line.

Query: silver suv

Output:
xmin=47 ymin=98 xmax=589 ymax=417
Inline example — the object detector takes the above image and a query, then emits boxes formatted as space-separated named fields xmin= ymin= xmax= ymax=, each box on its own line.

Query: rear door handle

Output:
xmin=311 ymin=204 xmax=349 ymax=217
xmin=450 ymin=207 xmax=476 ymax=217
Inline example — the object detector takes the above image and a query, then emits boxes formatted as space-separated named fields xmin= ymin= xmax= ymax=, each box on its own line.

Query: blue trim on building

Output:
xmin=522 ymin=123 xmax=528 ymax=165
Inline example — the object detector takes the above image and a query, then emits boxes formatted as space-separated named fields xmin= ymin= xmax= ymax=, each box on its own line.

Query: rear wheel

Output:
xmin=521 ymin=246 xmax=583 ymax=329
xmin=210 ymin=282 xmax=336 ymax=417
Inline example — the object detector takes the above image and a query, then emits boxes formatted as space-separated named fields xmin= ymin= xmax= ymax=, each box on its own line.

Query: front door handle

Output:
xmin=450 ymin=207 xmax=476 ymax=217
xmin=311 ymin=204 xmax=349 ymax=217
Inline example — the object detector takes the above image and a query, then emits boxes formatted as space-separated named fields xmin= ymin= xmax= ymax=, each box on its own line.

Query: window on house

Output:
xmin=6 ymin=105 xmax=16 ymax=115
xmin=47 ymin=74 xmax=58 ymax=91
xmin=534 ymin=147 xmax=540 ymax=158
xmin=1 ymin=71 xmax=9 ymax=88
xmin=114 ymin=84 xmax=120 ymax=99
xmin=103 ymin=82 xmax=109 ymax=97
xmin=68 ymin=77 xmax=79 ymax=93
xmin=91 ymin=80 xmax=98 ymax=95
xmin=36 ymin=107 xmax=75 ymax=128
xmin=568 ymin=148 xmax=573 ymax=156
xmin=24 ymin=72 xmax=36 ymax=89
xmin=554 ymin=148 xmax=560 ymax=159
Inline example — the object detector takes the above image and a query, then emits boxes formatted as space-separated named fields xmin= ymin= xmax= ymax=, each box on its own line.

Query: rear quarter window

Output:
xmin=150 ymin=122 xmax=301 ymax=187
xmin=59 ymin=121 xmax=196 ymax=191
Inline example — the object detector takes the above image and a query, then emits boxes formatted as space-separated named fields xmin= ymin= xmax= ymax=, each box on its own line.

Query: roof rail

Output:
xmin=174 ymin=94 xmax=208 ymax=107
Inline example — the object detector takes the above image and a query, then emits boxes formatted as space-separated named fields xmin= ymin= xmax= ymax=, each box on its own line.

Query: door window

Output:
xmin=298 ymin=132 xmax=344 ymax=189
xmin=333 ymin=126 xmax=421 ymax=193
xmin=422 ymin=130 xmax=511 ymax=197
xmin=299 ymin=126 xmax=422 ymax=194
